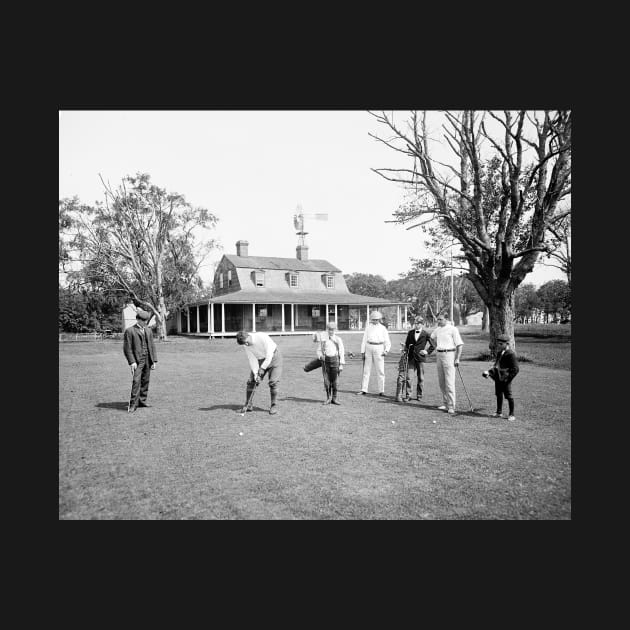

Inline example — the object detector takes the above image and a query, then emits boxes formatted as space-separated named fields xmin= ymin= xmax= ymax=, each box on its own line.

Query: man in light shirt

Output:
xmin=357 ymin=311 xmax=391 ymax=396
xmin=429 ymin=313 xmax=464 ymax=415
xmin=236 ymin=330 xmax=283 ymax=415
xmin=316 ymin=321 xmax=345 ymax=405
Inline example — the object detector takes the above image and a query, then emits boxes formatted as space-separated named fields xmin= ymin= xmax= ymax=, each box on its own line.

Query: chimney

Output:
xmin=236 ymin=240 xmax=249 ymax=257
xmin=296 ymin=245 xmax=309 ymax=261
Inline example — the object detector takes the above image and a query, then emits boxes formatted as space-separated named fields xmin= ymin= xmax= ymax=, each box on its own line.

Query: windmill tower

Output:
xmin=293 ymin=204 xmax=328 ymax=248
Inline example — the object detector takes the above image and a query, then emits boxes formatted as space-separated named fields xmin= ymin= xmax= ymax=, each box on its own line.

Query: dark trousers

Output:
xmin=246 ymin=349 xmax=283 ymax=405
xmin=322 ymin=356 xmax=340 ymax=400
xmin=494 ymin=380 xmax=515 ymax=415
xmin=129 ymin=352 xmax=151 ymax=408
xmin=397 ymin=359 xmax=425 ymax=399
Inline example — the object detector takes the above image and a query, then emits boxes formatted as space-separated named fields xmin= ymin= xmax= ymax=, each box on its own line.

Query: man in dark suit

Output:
xmin=395 ymin=315 xmax=434 ymax=402
xmin=123 ymin=309 xmax=158 ymax=413
xmin=483 ymin=333 xmax=519 ymax=421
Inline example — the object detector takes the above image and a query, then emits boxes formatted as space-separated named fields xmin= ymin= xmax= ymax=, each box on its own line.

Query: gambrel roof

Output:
xmin=223 ymin=254 xmax=341 ymax=273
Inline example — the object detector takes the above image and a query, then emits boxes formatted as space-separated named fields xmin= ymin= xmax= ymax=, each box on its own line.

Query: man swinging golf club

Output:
xmin=235 ymin=330 xmax=283 ymax=415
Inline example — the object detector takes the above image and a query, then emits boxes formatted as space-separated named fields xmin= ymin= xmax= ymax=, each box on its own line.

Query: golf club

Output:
xmin=239 ymin=380 xmax=259 ymax=416
xmin=456 ymin=365 xmax=475 ymax=412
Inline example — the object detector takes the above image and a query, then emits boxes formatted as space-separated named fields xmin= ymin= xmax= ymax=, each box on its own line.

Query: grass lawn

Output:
xmin=59 ymin=331 xmax=571 ymax=519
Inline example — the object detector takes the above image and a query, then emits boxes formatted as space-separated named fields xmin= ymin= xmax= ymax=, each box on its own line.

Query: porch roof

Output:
xmin=186 ymin=290 xmax=406 ymax=307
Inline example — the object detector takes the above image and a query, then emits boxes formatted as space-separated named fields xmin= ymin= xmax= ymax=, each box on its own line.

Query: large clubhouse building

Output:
xmin=176 ymin=240 xmax=410 ymax=337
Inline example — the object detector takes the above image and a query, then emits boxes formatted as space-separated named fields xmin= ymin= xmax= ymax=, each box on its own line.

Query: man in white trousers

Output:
xmin=357 ymin=311 xmax=391 ymax=396
xmin=429 ymin=313 xmax=464 ymax=415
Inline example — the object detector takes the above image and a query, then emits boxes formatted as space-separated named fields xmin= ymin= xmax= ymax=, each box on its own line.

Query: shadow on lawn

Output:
xmin=199 ymin=404 xmax=266 ymax=412
xmin=96 ymin=402 xmax=129 ymax=411
xmin=283 ymin=395 xmax=327 ymax=404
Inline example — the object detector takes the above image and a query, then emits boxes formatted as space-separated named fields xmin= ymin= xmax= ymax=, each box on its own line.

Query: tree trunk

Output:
xmin=481 ymin=306 xmax=489 ymax=331
xmin=488 ymin=294 xmax=516 ymax=356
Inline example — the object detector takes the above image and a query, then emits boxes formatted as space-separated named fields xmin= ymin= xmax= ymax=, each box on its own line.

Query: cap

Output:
xmin=135 ymin=309 xmax=151 ymax=321
xmin=370 ymin=311 xmax=382 ymax=320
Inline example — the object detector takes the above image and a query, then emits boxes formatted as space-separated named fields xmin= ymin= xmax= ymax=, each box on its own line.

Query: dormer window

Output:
xmin=289 ymin=272 xmax=299 ymax=288
xmin=326 ymin=274 xmax=335 ymax=289
xmin=255 ymin=270 xmax=265 ymax=287
xmin=219 ymin=273 xmax=224 ymax=289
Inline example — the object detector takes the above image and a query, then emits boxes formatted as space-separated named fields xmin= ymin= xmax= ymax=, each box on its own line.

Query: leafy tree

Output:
xmin=370 ymin=110 xmax=571 ymax=354
xmin=62 ymin=173 xmax=219 ymax=339
xmin=343 ymin=273 xmax=388 ymax=298
xmin=537 ymin=279 xmax=571 ymax=322
xmin=513 ymin=282 xmax=540 ymax=323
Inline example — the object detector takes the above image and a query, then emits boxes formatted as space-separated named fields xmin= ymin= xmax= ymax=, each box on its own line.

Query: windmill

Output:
xmin=293 ymin=204 xmax=328 ymax=247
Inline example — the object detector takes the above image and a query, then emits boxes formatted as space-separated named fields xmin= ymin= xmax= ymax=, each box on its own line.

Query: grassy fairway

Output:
xmin=59 ymin=331 xmax=571 ymax=519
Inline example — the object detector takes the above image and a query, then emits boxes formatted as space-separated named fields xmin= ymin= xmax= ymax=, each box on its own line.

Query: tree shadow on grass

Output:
xmin=95 ymin=402 xmax=129 ymax=411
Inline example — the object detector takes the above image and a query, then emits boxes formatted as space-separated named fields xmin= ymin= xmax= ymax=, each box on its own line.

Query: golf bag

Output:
xmin=303 ymin=357 xmax=323 ymax=372
xmin=395 ymin=346 xmax=411 ymax=402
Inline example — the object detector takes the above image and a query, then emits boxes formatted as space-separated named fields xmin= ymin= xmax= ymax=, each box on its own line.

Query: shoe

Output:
xmin=379 ymin=392 xmax=385 ymax=397
xmin=437 ymin=405 xmax=447 ymax=411
xmin=395 ymin=397 xmax=403 ymax=403
xmin=356 ymin=391 xmax=366 ymax=395
xmin=322 ymin=399 xmax=331 ymax=405
xmin=138 ymin=402 xmax=151 ymax=408
xmin=447 ymin=409 xmax=456 ymax=415
xmin=403 ymin=397 xmax=411 ymax=402
xmin=507 ymin=415 xmax=516 ymax=421
xmin=415 ymin=396 xmax=422 ymax=401
xmin=128 ymin=404 xmax=137 ymax=413
xmin=238 ymin=406 xmax=253 ymax=413
xmin=331 ymin=399 xmax=341 ymax=405
xmin=493 ymin=412 xmax=502 ymax=418
xmin=269 ymin=404 xmax=278 ymax=415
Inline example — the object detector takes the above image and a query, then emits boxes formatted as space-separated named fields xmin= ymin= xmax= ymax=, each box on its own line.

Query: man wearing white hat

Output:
xmin=357 ymin=310 xmax=391 ymax=396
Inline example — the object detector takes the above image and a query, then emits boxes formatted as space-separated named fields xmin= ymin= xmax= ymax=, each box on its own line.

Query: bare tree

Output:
xmin=370 ymin=110 xmax=571 ymax=353
xmin=541 ymin=212 xmax=571 ymax=290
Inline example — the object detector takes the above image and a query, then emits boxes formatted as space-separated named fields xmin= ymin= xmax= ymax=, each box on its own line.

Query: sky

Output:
xmin=59 ymin=110 xmax=565 ymax=287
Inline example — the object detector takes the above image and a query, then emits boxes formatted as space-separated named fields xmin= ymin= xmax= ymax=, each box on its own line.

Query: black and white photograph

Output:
xmin=58 ymin=109 xmax=571 ymax=520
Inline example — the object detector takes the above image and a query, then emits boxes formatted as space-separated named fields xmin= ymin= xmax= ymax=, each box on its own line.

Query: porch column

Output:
xmin=404 ymin=305 xmax=408 ymax=329
xmin=334 ymin=304 xmax=338 ymax=327
xmin=325 ymin=304 xmax=329 ymax=327
xmin=252 ymin=303 xmax=256 ymax=332
xmin=187 ymin=307 xmax=190 ymax=333
xmin=221 ymin=303 xmax=225 ymax=334
xmin=291 ymin=304 xmax=295 ymax=332
xmin=366 ymin=304 xmax=370 ymax=329
xmin=397 ymin=305 xmax=401 ymax=330
xmin=209 ymin=301 xmax=214 ymax=335
xmin=177 ymin=308 xmax=181 ymax=333
xmin=196 ymin=304 xmax=201 ymax=334
xmin=281 ymin=303 xmax=285 ymax=332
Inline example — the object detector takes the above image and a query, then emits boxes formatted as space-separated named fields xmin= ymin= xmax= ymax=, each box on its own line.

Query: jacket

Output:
xmin=404 ymin=328 xmax=434 ymax=363
xmin=489 ymin=349 xmax=519 ymax=383
xmin=123 ymin=325 xmax=158 ymax=366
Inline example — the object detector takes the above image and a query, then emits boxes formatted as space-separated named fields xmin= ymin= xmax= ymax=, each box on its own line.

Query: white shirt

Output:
xmin=360 ymin=322 xmax=391 ymax=354
xmin=243 ymin=332 xmax=277 ymax=375
xmin=430 ymin=324 xmax=464 ymax=351
xmin=317 ymin=333 xmax=345 ymax=364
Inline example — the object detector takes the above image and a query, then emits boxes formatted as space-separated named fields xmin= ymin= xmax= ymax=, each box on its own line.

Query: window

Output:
xmin=290 ymin=273 xmax=299 ymax=288
xmin=219 ymin=273 xmax=223 ymax=289
xmin=228 ymin=270 xmax=232 ymax=287
xmin=255 ymin=271 xmax=265 ymax=287
xmin=326 ymin=274 xmax=335 ymax=289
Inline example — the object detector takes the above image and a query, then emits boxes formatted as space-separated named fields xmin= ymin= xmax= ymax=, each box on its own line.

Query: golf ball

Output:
xmin=391 ymin=421 xmax=395 ymax=424
xmin=239 ymin=432 xmax=244 ymax=436
xmin=432 ymin=420 xmax=437 ymax=424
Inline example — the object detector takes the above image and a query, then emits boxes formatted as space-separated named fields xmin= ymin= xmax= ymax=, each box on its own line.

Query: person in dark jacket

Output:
xmin=483 ymin=333 xmax=519 ymax=421
xmin=123 ymin=309 xmax=158 ymax=413
xmin=395 ymin=315 xmax=434 ymax=402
